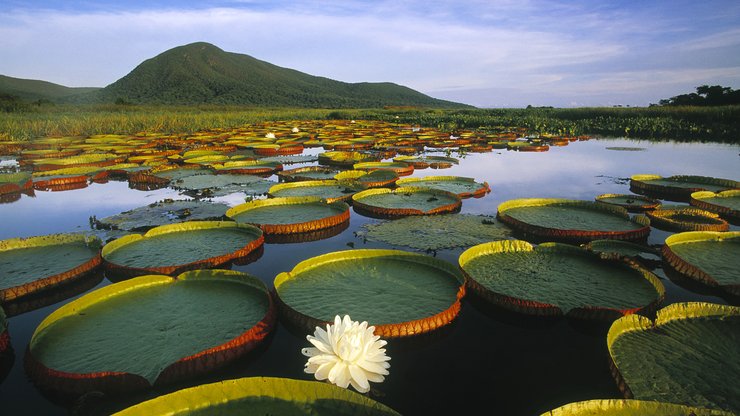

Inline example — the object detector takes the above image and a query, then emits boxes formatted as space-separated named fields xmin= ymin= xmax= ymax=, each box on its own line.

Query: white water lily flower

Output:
xmin=302 ymin=315 xmax=391 ymax=393
xmin=291 ymin=127 xmax=300 ymax=133
xmin=265 ymin=132 xmax=276 ymax=139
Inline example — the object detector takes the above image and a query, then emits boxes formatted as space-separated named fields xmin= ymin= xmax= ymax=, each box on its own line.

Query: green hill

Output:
xmin=99 ymin=42 xmax=470 ymax=108
xmin=0 ymin=75 xmax=100 ymax=102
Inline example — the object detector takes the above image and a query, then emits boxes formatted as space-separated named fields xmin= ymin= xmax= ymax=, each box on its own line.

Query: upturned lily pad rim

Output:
xmin=690 ymin=190 xmax=740 ymax=223
xmin=497 ymin=198 xmax=651 ymax=243
xmin=26 ymin=269 xmax=276 ymax=394
xmin=459 ymin=240 xmax=665 ymax=320
xmin=630 ymin=174 xmax=739 ymax=200
xmin=396 ymin=175 xmax=491 ymax=198
xmin=646 ymin=208 xmax=729 ymax=232
xmin=276 ymin=166 xmax=338 ymax=182
xmin=0 ymin=233 xmax=103 ymax=302
xmin=267 ymin=179 xmax=360 ymax=203
xmin=101 ymin=221 xmax=264 ymax=279
xmin=541 ymin=398 xmax=735 ymax=416
xmin=225 ymin=196 xmax=350 ymax=235
xmin=111 ymin=376 xmax=401 ymax=416
xmin=274 ymin=249 xmax=466 ymax=338
xmin=595 ymin=193 xmax=662 ymax=211
xmin=662 ymin=231 xmax=740 ymax=295
xmin=606 ymin=302 xmax=740 ymax=403
xmin=352 ymin=186 xmax=462 ymax=218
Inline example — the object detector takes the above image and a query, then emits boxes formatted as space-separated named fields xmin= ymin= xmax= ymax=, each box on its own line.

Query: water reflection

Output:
xmin=0 ymin=138 xmax=737 ymax=416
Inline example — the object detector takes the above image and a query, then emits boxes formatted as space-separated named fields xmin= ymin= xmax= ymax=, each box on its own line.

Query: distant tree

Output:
xmin=656 ymin=85 xmax=740 ymax=106
xmin=0 ymin=93 xmax=28 ymax=112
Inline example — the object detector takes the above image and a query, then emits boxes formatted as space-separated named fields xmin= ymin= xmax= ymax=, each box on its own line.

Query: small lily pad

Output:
xmin=172 ymin=173 xmax=274 ymax=197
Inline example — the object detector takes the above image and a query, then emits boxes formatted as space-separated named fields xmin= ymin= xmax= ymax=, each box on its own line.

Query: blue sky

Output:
xmin=1 ymin=0 xmax=739 ymax=107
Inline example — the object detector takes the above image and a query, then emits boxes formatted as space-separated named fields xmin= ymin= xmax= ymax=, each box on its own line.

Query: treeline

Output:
xmin=655 ymin=85 xmax=740 ymax=106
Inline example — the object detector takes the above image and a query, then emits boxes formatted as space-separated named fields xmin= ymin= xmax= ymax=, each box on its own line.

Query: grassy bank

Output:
xmin=2 ymin=104 xmax=739 ymax=143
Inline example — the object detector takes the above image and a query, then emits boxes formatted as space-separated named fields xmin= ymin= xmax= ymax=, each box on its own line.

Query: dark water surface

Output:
xmin=0 ymin=138 xmax=738 ymax=415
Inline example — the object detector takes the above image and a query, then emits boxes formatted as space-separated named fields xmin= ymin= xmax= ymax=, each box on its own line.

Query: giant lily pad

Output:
xmin=607 ymin=302 xmax=740 ymax=413
xmin=25 ymin=269 xmax=276 ymax=395
xmin=212 ymin=160 xmax=283 ymax=176
xmin=102 ymin=221 xmax=264 ymax=280
xmin=334 ymin=169 xmax=399 ymax=188
xmin=458 ymin=240 xmax=664 ymax=319
xmin=393 ymin=155 xmax=459 ymax=169
xmin=595 ymin=193 xmax=661 ymax=212
xmin=112 ymin=376 xmax=401 ymax=415
xmin=630 ymin=174 xmax=739 ymax=201
xmin=583 ymin=239 xmax=661 ymax=267
xmin=0 ymin=233 xmax=102 ymax=302
xmin=259 ymin=154 xmax=317 ymax=165
xmin=352 ymin=161 xmax=414 ymax=177
xmin=0 ymin=172 xmax=32 ymax=196
xmin=172 ymin=173 xmax=274 ymax=197
xmin=277 ymin=166 xmax=339 ymax=182
xmin=541 ymin=399 xmax=733 ymax=416
xmin=358 ymin=214 xmax=512 ymax=251
xmin=690 ymin=190 xmax=740 ymax=225
xmin=661 ymin=231 xmax=740 ymax=296
xmin=396 ymin=176 xmax=491 ymax=198
xmin=226 ymin=197 xmax=350 ymax=236
xmin=496 ymin=198 xmax=651 ymax=243
xmin=93 ymin=199 xmax=230 ymax=231
xmin=318 ymin=151 xmax=378 ymax=167
xmin=274 ymin=249 xmax=465 ymax=338
xmin=646 ymin=208 xmax=729 ymax=232
xmin=268 ymin=180 xmax=360 ymax=203
xmin=352 ymin=187 xmax=462 ymax=219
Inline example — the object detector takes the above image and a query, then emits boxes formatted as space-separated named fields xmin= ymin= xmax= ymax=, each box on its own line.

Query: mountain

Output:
xmin=0 ymin=75 xmax=100 ymax=102
xmin=98 ymin=42 xmax=470 ymax=108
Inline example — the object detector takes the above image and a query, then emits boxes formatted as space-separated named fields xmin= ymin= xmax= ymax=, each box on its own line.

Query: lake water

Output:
xmin=0 ymin=137 xmax=738 ymax=415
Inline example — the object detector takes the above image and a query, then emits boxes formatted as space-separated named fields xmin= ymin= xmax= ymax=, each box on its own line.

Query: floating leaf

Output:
xmin=173 ymin=173 xmax=274 ymax=197
xmin=0 ymin=233 xmax=102 ymax=302
xmin=459 ymin=240 xmax=664 ymax=319
xmin=359 ymin=214 xmax=511 ymax=251
xmin=112 ymin=376 xmax=401 ymax=415
xmin=595 ymin=193 xmax=661 ymax=212
xmin=352 ymin=187 xmax=462 ymax=219
xmin=93 ymin=199 xmax=230 ymax=231
xmin=607 ymin=302 xmax=740 ymax=413
xmin=497 ymin=198 xmax=651 ymax=243
xmin=26 ymin=270 xmax=276 ymax=395
xmin=630 ymin=174 xmax=739 ymax=201
xmin=396 ymin=176 xmax=491 ymax=198
xmin=690 ymin=190 xmax=740 ymax=225
xmin=646 ymin=207 xmax=729 ymax=232
xmin=274 ymin=249 xmax=465 ymax=338
xmin=268 ymin=180 xmax=361 ymax=203
xmin=541 ymin=399 xmax=733 ymax=415
xmin=227 ymin=196 xmax=350 ymax=235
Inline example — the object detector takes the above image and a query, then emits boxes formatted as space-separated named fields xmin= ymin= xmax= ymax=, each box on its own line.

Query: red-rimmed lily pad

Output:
xmin=396 ymin=176 xmax=491 ymax=198
xmin=595 ymin=193 xmax=661 ymax=212
xmin=93 ymin=199 xmax=230 ymax=231
xmin=277 ymin=166 xmax=339 ymax=182
xmin=459 ymin=240 xmax=664 ymax=320
xmin=112 ymin=376 xmax=401 ymax=415
xmin=274 ymin=249 xmax=465 ymax=338
xmin=352 ymin=161 xmax=414 ymax=177
xmin=583 ymin=239 xmax=661 ymax=268
xmin=267 ymin=180 xmax=361 ymax=203
xmin=212 ymin=160 xmax=283 ymax=176
xmin=352 ymin=187 xmax=462 ymax=219
xmin=646 ymin=208 xmax=729 ymax=232
xmin=496 ymin=198 xmax=651 ymax=243
xmin=101 ymin=221 xmax=264 ymax=280
xmin=0 ymin=172 xmax=33 ymax=196
xmin=690 ymin=190 xmax=740 ymax=225
xmin=661 ymin=231 xmax=740 ymax=296
xmin=226 ymin=196 xmax=350 ymax=236
xmin=25 ymin=269 xmax=276 ymax=396
xmin=541 ymin=399 xmax=733 ymax=416
xmin=334 ymin=169 xmax=399 ymax=188
xmin=318 ymin=151 xmax=379 ymax=167
xmin=607 ymin=302 xmax=740 ymax=413
xmin=630 ymin=174 xmax=739 ymax=201
xmin=0 ymin=233 xmax=102 ymax=302
xmin=393 ymin=155 xmax=459 ymax=169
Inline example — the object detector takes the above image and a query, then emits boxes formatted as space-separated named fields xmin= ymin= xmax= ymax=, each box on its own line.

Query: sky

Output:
xmin=1 ymin=0 xmax=739 ymax=108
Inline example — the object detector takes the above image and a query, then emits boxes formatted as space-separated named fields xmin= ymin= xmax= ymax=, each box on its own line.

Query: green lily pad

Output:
xmin=352 ymin=187 xmax=462 ymax=219
xmin=690 ymin=190 xmax=740 ymax=224
xmin=112 ymin=376 xmax=401 ymax=416
xmin=172 ymin=173 xmax=274 ymax=197
xmin=459 ymin=240 xmax=664 ymax=319
xmin=607 ymin=302 xmax=740 ymax=413
xmin=497 ymin=198 xmax=651 ymax=243
xmin=274 ymin=249 xmax=465 ymax=338
xmin=646 ymin=208 xmax=729 ymax=232
xmin=318 ymin=151 xmax=378 ymax=167
xmin=662 ymin=231 xmax=740 ymax=296
xmin=26 ymin=270 xmax=276 ymax=393
xmin=541 ymin=399 xmax=733 ymax=415
xmin=151 ymin=166 xmax=209 ymax=182
xmin=358 ymin=214 xmax=512 ymax=251
xmin=334 ymin=169 xmax=399 ymax=188
xmin=93 ymin=199 xmax=230 ymax=231
xmin=583 ymin=240 xmax=661 ymax=263
xmin=396 ymin=176 xmax=491 ymax=198
xmin=393 ymin=155 xmax=459 ymax=169
xmin=0 ymin=233 xmax=102 ymax=302
xmin=259 ymin=155 xmax=318 ymax=165
xmin=595 ymin=193 xmax=661 ymax=212
xmin=277 ymin=166 xmax=339 ymax=182
xmin=212 ymin=160 xmax=283 ymax=175
xmin=226 ymin=197 xmax=350 ymax=235
xmin=352 ymin=161 xmax=414 ymax=176
xmin=102 ymin=221 xmax=263 ymax=279
xmin=268 ymin=180 xmax=360 ymax=203
xmin=630 ymin=174 xmax=739 ymax=201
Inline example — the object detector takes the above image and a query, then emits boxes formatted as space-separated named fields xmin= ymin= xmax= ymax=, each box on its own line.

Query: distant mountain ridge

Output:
xmin=0 ymin=75 xmax=99 ymax=101
xmin=1 ymin=42 xmax=471 ymax=108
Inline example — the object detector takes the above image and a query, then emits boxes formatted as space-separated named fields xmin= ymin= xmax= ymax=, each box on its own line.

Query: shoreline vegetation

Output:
xmin=1 ymin=104 xmax=739 ymax=143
